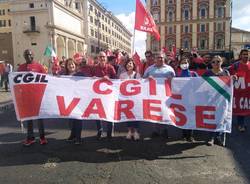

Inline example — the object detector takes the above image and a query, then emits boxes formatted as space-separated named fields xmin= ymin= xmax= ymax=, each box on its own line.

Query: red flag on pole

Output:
xmin=134 ymin=0 xmax=160 ymax=41
xmin=171 ymin=45 xmax=176 ymax=58
xmin=162 ymin=47 xmax=168 ymax=54
xmin=132 ymin=52 xmax=142 ymax=73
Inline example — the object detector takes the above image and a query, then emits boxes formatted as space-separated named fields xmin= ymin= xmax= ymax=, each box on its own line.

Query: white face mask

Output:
xmin=180 ymin=63 xmax=189 ymax=70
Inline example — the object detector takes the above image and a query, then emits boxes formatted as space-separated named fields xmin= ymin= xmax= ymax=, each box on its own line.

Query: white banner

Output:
xmin=9 ymin=72 xmax=233 ymax=133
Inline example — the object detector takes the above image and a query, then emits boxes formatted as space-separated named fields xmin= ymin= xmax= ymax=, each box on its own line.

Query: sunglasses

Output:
xmin=211 ymin=60 xmax=220 ymax=64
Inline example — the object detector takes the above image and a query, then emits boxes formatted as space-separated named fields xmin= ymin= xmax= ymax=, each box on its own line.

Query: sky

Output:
xmin=99 ymin=0 xmax=250 ymax=58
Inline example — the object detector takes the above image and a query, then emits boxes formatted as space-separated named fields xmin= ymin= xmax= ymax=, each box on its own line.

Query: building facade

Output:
xmin=10 ymin=0 xmax=87 ymax=67
xmin=0 ymin=0 xmax=13 ymax=64
xmin=146 ymin=0 xmax=232 ymax=54
xmin=87 ymin=0 xmax=132 ymax=56
xmin=231 ymin=27 xmax=250 ymax=58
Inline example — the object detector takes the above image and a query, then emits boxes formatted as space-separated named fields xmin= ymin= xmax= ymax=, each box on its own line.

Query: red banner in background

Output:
xmin=232 ymin=73 xmax=250 ymax=116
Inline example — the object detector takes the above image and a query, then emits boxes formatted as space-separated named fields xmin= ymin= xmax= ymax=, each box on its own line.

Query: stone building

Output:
xmin=146 ymin=0 xmax=232 ymax=55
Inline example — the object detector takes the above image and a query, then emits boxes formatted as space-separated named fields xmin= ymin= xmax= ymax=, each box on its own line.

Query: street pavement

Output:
xmin=0 ymin=90 xmax=250 ymax=184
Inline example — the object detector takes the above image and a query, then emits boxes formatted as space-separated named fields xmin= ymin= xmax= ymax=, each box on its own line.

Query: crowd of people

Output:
xmin=15 ymin=48 xmax=250 ymax=147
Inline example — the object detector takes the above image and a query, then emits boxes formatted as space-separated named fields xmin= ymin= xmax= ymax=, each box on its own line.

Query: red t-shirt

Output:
xmin=18 ymin=61 xmax=47 ymax=74
xmin=228 ymin=61 xmax=250 ymax=76
xmin=79 ymin=65 xmax=93 ymax=77
xmin=141 ymin=61 xmax=154 ymax=75
xmin=0 ymin=63 xmax=5 ymax=75
xmin=91 ymin=63 xmax=116 ymax=79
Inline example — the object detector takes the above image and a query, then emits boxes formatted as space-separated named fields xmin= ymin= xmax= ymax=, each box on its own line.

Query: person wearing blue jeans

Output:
xmin=176 ymin=57 xmax=198 ymax=142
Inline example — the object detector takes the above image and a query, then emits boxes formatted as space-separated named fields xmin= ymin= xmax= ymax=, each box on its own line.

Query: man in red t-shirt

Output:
xmin=228 ymin=49 xmax=250 ymax=132
xmin=91 ymin=51 xmax=116 ymax=140
xmin=18 ymin=49 xmax=48 ymax=146
xmin=141 ymin=50 xmax=155 ymax=75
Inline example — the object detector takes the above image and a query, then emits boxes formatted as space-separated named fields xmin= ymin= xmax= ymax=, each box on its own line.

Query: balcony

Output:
xmin=23 ymin=26 xmax=40 ymax=34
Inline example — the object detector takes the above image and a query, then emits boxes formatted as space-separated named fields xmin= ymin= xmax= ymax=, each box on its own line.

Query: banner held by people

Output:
xmin=9 ymin=72 xmax=233 ymax=133
xmin=232 ymin=73 xmax=250 ymax=115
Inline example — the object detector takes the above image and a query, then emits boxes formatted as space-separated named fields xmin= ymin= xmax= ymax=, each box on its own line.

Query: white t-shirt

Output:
xmin=119 ymin=71 xmax=141 ymax=79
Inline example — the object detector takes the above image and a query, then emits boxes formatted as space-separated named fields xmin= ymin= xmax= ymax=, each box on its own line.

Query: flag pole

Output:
xmin=132 ymin=29 xmax=136 ymax=55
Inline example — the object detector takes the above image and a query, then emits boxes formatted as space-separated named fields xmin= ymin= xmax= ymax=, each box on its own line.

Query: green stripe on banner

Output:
xmin=202 ymin=76 xmax=231 ymax=102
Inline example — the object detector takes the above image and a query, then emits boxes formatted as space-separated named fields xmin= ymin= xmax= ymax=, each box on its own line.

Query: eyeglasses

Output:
xmin=211 ymin=60 xmax=220 ymax=64
xmin=145 ymin=55 xmax=152 ymax=58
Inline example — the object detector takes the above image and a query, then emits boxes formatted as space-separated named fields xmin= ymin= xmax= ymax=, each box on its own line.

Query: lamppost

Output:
xmin=229 ymin=0 xmax=233 ymax=54
xmin=97 ymin=16 xmax=100 ymax=53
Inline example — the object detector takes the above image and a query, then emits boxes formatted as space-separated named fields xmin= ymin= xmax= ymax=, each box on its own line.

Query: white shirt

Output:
xmin=119 ymin=71 xmax=141 ymax=79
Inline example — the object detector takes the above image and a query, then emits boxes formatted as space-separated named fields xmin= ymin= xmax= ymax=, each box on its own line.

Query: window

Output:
xmin=168 ymin=0 xmax=173 ymax=4
xmin=30 ymin=16 xmax=36 ymax=31
xmin=153 ymin=12 xmax=159 ymax=23
xmin=184 ymin=9 xmax=189 ymax=20
xmin=200 ymin=24 xmax=205 ymax=32
xmin=91 ymin=29 xmax=94 ymax=36
xmin=95 ymin=31 xmax=97 ymax=38
xmin=91 ymin=45 xmax=95 ymax=53
xmin=8 ymin=19 xmax=11 ymax=27
xmin=75 ymin=2 xmax=80 ymax=10
xmin=183 ymin=38 xmax=190 ymax=49
xmin=199 ymin=37 xmax=207 ymax=50
xmin=29 ymin=3 xmax=34 ymax=8
xmin=184 ymin=25 xmax=189 ymax=33
xmin=152 ymin=0 xmax=158 ymax=6
xmin=200 ymin=8 xmax=206 ymax=17
xmin=216 ymin=4 xmax=225 ymax=18
xmin=215 ymin=35 xmax=224 ymax=49
xmin=2 ymin=20 xmax=6 ymax=27
xmin=152 ymin=40 xmax=159 ymax=52
xmin=169 ymin=11 xmax=173 ymax=22
xmin=217 ymin=23 xmax=222 ymax=32
xmin=2 ymin=9 xmax=5 ymax=15
xmin=90 ymin=16 xmax=93 ymax=23
xmin=89 ymin=5 xmax=93 ymax=11
xmin=169 ymin=27 xmax=173 ymax=34
xmin=31 ymin=43 xmax=37 ymax=46
xmin=166 ymin=39 xmax=175 ymax=50
xmin=94 ymin=19 xmax=98 ymax=26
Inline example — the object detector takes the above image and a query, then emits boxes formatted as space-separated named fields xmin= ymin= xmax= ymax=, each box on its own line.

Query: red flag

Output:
xmin=162 ymin=47 xmax=168 ymax=54
xmin=134 ymin=0 xmax=160 ymax=41
xmin=133 ymin=52 xmax=143 ymax=74
xmin=52 ymin=56 xmax=61 ymax=75
xmin=170 ymin=45 xmax=176 ymax=58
